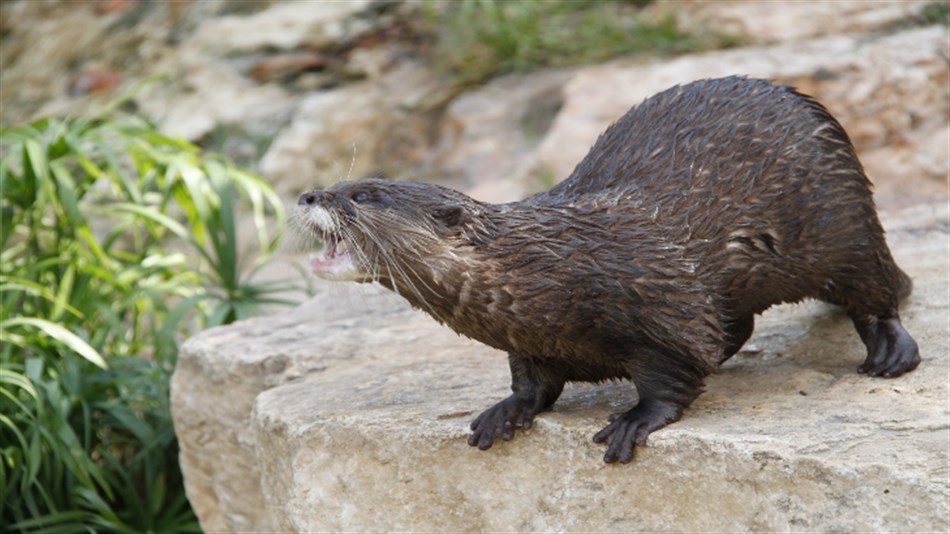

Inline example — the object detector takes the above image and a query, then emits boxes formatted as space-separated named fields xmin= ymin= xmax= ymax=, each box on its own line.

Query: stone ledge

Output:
xmin=172 ymin=202 xmax=949 ymax=532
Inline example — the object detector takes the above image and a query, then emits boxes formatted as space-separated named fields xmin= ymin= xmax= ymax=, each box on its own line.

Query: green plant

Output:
xmin=880 ymin=1 xmax=950 ymax=32
xmin=919 ymin=1 xmax=949 ymax=26
xmin=425 ymin=0 xmax=743 ymax=84
xmin=0 ymin=113 xmax=301 ymax=532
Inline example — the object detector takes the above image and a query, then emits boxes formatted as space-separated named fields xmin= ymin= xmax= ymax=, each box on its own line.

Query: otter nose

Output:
xmin=298 ymin=190 xmax=326 ymax=206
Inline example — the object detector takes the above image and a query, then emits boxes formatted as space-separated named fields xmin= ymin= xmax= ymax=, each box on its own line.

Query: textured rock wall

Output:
xmin=2 ymin=1 xmax=946 ymax=206
xmin=534 ymin=26 xmax=949 ymax=211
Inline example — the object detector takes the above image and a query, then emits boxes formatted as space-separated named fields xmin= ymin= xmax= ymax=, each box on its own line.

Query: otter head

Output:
xmin=296 ymin=178 xmax=490 ymax=290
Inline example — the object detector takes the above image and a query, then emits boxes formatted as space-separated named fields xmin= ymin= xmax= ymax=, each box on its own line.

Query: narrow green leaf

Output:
xmin=75 ymin=486 xmax=121 ymax=522
xmin=96 ymin=138 xmax=143 ymax=204
xmin=0 ymin=412 xmax=30 ymax=458
xmin=149 ymin=474 xmax=167 ymax=519
xmin=0 ymin=277 xmax=85 ymax=319
xmin=0 ymin=367 xmax=39 ymax=399
xmin=206 ymin=160 xmax=238 ymax=286
xmin=27 ymin=429 xmax=41 ymax=486
xmin=75 ymin=226 xmax=113 ymax=267
xmin=0 ymin=330 xmax=26 ymax=346
xmin=2 ymin=318 xmax=107 ymax=369
xmin=49 ymin=161 xmax=84 ymax=223
xmin=0 ymin=386 xmax=34 ymax=416
xmin=206 ymin=301 xmax=234 ymax=327
xmin=231 ymin=167 xmax=286 ymax=255
xmin=103 ymin=203 xmax=189 ymax=240
xmin=72 ymin=150 xmax=108 ymax=183
xmin=24 ymin=138 xmax=49 ymax=183
xmin=175 ymin=161 xmax=212 ymax=225
xmin=50 ymin=263 xmax=76 ymax=322
xmin=10 ymin=510 xmax=96 ymax=531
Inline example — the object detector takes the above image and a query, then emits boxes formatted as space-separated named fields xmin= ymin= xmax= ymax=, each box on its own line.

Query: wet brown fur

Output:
xmin=298 ymin=76 xmax=920 ymax=464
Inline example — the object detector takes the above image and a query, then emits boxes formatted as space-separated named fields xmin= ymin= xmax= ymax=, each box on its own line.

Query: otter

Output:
xmin=296 ymin=76 xmax=920 ymax=464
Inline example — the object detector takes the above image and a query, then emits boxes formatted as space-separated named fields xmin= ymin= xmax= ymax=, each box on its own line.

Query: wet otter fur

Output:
xmin=297 ymin=76 xmax=920 ymax=464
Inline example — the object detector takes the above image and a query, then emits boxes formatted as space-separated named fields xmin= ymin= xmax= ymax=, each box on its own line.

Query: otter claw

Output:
xmin=593 ymin=415 xmax=648 ymax=464
xmin=593 ymin=398 xmax=684 ymax=464
xmin=468 ymin=395 xmax=541 ymax=450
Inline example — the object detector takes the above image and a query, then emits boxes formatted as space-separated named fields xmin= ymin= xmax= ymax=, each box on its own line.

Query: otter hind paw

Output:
xmin=857 ymin=317 xmax=921 ymax=378
xmin=592 ymin=398 xmax=684 ymax=464
xmin=468 ymin=395 xmax=541 ymax=451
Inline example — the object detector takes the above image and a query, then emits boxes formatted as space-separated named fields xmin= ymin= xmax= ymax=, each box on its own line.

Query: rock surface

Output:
xmin=535 ymin=26 xmax=950 ymax=211
xmin=423 ymin=69 xmax=572 ymax=202
xmin=172 ymin=202 xmax=950 ymax=532
xmin=258 ymin=60 xmax=451 ymax=197
xmin=690 ymin=0 xmax=931 ymax=45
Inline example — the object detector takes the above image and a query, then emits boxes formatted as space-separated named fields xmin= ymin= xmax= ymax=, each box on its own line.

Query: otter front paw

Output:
xmin=592 ymin=398 xmax=683 ymax=464
xmin=468 ymin=395 xmax=541 ymax=450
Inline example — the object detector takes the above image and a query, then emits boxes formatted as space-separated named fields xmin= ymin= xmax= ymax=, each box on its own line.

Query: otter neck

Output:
xmin=379 ymin=203 xmax=512 ymax=327
xmin=381 ymin=246 xmax=479 ymax=322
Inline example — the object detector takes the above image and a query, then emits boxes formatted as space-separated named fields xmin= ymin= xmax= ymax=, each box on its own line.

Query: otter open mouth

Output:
xmin=310 ymin=231 xmax=349 ymax=268
xmin=308 ymin=229 xmax=363 ymax=281
xmin=297 ymin=198 xmax=367 ymax=281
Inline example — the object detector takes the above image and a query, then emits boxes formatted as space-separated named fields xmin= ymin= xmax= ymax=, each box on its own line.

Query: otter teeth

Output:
xmin=324 ymin=233 xmax=345 ymax=259
xmin=315 ymin=232 xmax=343 ymax=259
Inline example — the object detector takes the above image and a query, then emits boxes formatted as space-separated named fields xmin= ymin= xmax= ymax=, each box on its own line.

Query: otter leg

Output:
xmin=721 ymin=314 xmax=755 ymax=363
xmin=593 ymin=350 xmax=707 ymax=464
xmin=468 ymin=355 xmax=564 ymax=451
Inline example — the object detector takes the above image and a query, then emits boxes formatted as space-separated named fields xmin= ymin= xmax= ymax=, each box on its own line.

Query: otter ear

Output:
xmin=432 ymin=206 xmax=465 ymax=227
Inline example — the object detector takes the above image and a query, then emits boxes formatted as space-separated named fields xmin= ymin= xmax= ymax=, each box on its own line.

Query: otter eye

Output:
xmin=351 ymin=191 xmax=371 ymax=204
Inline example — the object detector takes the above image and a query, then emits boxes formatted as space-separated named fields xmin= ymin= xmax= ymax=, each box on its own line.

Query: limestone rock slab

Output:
xmin=171 ymin=286 xmax=412 ymax=532
xmin=173 ymin=202 xmax=949 ymax=532
xmin=688 ymin=0 xmax=932 ymax=45
xmin=188 ymin=1 xmax=372 ymax=55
